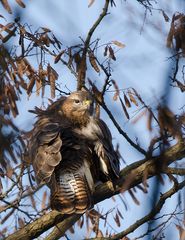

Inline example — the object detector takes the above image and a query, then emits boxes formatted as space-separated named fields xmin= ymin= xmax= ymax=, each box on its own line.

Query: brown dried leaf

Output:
xmin=69 ymin=226 xmax=74 ymax=234
xmin=2 ymin=27 xmax=16 ymax=43
xmin=0 ymin=0 xmax=12 ymax=14
xmin=89 ymin=80 xmax=103 ymax=103
xmin=6 ymin=165 xmax=13 ymax=178
xmin=0 ymin=14 xmax=6 ymax=19
xmin=77 ymin=216 xmax=84 ymax=229
xmin=39 ymin=33 xmax=51 ymax=47
xmin=112 ymin=79 xmax=119 ymax=101
xmin=41 ymin=27 xmax=51 ymax=33
xmin=38 ymin=64 xmax=46 ymax=97
xmin=175 ymin=79 xmax=185 ymax=92
xmin=47 ymin=64 xmax=58 ymax=98
xmin=88 ymin=209 xmax=103 ymax=219
xmin=88 ymin=50 xmax=100 ymax=73
xmin=147 ymin=109 xmax=153 ymax=131
xmin=162 ymin=10 xmax=169 ymax=22
xmin=74 ymin=52 xmax=81 ymax=72
xmin=104 ymin=46 xmax=108 ymax=57
xmin=132 ymin=109 xmax=147 ymax=124
xmin=158 ymin=106 xmax=179 ymax=137
xmin=54 ymin=50 xmax=65 ymax=64
xmin=16 ymin=59 xmax=24 ymax=77
xmin=0 ymin=23 xmax=15 ymax=34
xmin=36 ymin=78 xmax=41 ymax=96
xmin=27 ymin=77 xmax=35 ymax=95
xmin=128 ymin=189 xmax=140 ymax=205
xmin=15 ymin=0 xmax=26 ymax=8
xmin=0 ymin=165 xmax=6 ymax=178
xmin=136 ymin=184 xmax=148 ymax=194
xmin=119 ymin=97 xmax=130 ymax=119
xmin=88 ymin=0 xmax=95 ymax=7
xmin=41 ymin=191 xmax=47 ymax=210
xmin=124 ymin=93 xmax=131 ymax=108
xmin=142 ymin=168 xmax=149 ymax=189
xmin=0 ymin=179 xmax=3 ymax=192
xmin=8 ymin=84 xmax=18 ymax=100
xmin=112 ymin=40 xmax=126 ymax=48
xmin=3 ymin=104 xmax=10 ymax=114
xmin=117 ymin=209 xmax=124 ymax=219
xmin=97 ymin=230 xmax=103 ymax=237
xmin=78 ymin=55 xmax=87 ymax=86
xmin=176 ymin=224 xmax=185 ymax=240
xmin=18 ymin=217 xmax=25 ymax=228
xmin=23 ymin=58 xmax=35 ymax=75
xmin=128 ymin=92 xmax=138 ymax=106
xmin=114 ymin=213 xmax=121 ymax=227
xmin=30 ymin=194 xmax=37 ymax=211
xmin=109 ymin=46 xmax=116 ymax=61
xmin=166 ymin=13 xmax=185 ymax=54
xmin=158 ymin=174 xmax=165 ymax=185
xmin=6 ymin=95 xmax=18 ymax=118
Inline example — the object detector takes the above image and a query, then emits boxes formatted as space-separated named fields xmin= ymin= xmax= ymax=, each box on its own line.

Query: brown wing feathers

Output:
xmin=29 ymin=120 xmax=62 ymax=183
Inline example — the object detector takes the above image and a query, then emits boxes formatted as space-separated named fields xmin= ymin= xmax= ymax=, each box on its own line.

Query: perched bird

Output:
xmin=29 ymin=91 xmax=120 ymax=214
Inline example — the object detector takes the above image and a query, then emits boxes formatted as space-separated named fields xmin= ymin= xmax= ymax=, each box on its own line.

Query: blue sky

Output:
xmin=0 ymin=0 xmax=185 ymax=239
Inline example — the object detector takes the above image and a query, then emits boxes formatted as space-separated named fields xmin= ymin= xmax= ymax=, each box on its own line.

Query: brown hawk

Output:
xmin=29 ymin=91 xmax=120 ymax=214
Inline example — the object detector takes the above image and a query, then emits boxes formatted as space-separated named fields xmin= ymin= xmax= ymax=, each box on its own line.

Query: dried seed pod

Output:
xmin=88 ymin=50 xmax=100 ymax=73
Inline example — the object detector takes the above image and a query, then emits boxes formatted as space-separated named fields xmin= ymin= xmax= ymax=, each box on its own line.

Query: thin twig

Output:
xmin=77 ymin=0 xmax=110 ymax=90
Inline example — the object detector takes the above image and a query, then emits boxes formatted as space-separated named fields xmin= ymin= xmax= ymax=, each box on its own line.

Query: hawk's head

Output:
xmin=30 ymin=91 xmax=93 ymax=126
xmin=61 ymin=91 xmax=93 ymax=125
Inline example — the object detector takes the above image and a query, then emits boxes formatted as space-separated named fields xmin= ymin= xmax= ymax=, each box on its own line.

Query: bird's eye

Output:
xmin=74 ymin=99 xmax=80 ymax=104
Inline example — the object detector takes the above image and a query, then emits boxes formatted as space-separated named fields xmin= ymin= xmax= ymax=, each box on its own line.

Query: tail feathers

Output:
xmin=50 ymin=172 xmax=93 ymax=214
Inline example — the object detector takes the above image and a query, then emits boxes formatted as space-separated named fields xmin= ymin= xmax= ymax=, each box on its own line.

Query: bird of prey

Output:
xmin=29 ymin=91 xmax=120 ymax=214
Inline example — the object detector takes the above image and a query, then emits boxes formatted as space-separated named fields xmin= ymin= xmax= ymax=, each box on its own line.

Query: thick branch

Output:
xmin=5 ymin=140 xmax=185 ymax=240
xmin=45 ymin=214 xmax=81 ymax=240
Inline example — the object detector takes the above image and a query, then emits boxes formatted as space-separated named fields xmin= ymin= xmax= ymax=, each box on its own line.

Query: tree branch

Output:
xmin=5 ymin=140 xmax=185 ymax=240
xmin=162 ymin=167 xmax=185 ymax=176
xmin=77 ymin=0 xmax=110 ymax=90
xmin=45 ymin=214 xmax=81 ymax=240
xmin=101 ymin=100 xmax=147 ymax=155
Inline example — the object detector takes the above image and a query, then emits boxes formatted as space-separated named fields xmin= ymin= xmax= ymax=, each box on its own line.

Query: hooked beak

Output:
xmin=83 ymin=100 xmax=91 ymax=106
